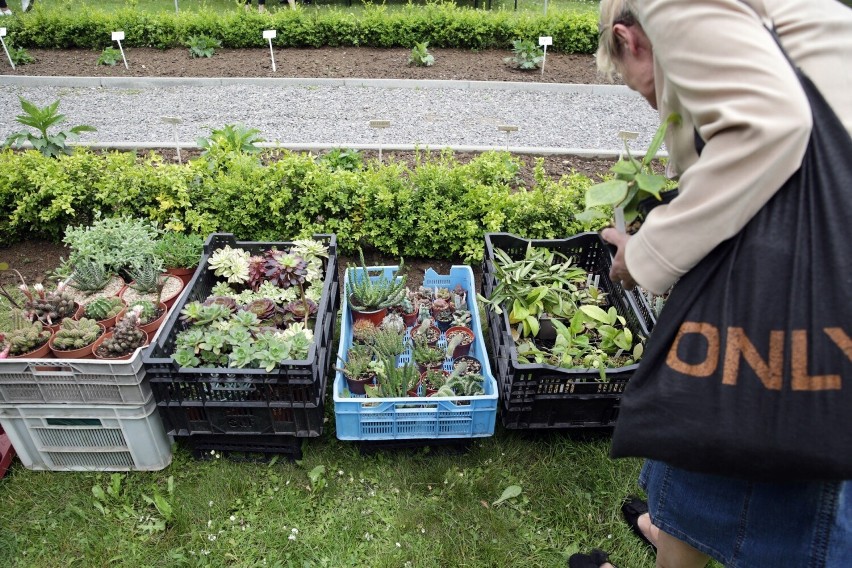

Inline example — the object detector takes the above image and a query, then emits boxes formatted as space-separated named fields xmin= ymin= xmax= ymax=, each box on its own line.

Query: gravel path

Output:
xmin=0 ymin=79 xmax=661 ymax=153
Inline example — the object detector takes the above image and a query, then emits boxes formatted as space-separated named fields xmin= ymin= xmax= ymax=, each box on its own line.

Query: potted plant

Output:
xmin=154 ymin=232 xmax=204 ymax=286
xmin=94 ymin=306 xmax=148 ymax=360
xmin=445 ymin=325 xmax=475 ymax=359
xmin=452 ymin=355 xmax=483 ymax=377
xmin=411 ymin=336 xmax=445 ymax=374
xmin=80 ymin=297 xmax=125 ymax=330
xmin=346 ymin=249 xmax=407 ymax=326
xmin=417 ymin=367 xmax=448 ymax=397
xmin=434 ymin=367 xmax=485 ymax=398
xmin=451 ymin=308 xmax=472 ymax=328
xmin=66 ymin=259 xmax=125 ymax=304
xmin=48 ymin=317 xmax=104 ymax=359
xmin=335 ymin=344 xmax=376 ymax=395
xmin=22 ymin=282 xmax=78 ymax=332
xmin=430 ymin=297 xmax=455 ymax=332
xmin=365 ymin=357 xmax=419 ymax=399
xmin=0 ymin=312 xmax=52 ymax=359
xmin=371 ymin=328 xmax=406 ymax=363
xmin=410 ymin=318 xmax=441 ymax=347
xmin=120 ymin=257 xmax=184 ymax=309
xmin=351 ymin=319 xmax=379 ymax=345
xmin=118 ymin=299 xmax=167 ymax=335
xmin=398 ymin=293 xmax=419 ymax=328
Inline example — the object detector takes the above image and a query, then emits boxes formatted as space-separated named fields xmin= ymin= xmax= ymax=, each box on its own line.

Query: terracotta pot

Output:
xmin=165 ymin=266 xmax=197 ymax=287
xmin=116 ymin=301 xmax=168 ymax=338
xmin=416 ymin=361 xmax=444 ymax=376
xmin=8 ymin=337 xmax=52 ymax=360
xmin=119 ymin=274 xmax=184 ymax=309
xmin=348 ymin=295 xmax=388 ymax=327
xmin=410 ymin=323 xmax=442 ymax=347
xmin=445 ymin=326 xmax=475 ymax=359
xmin=93 ymin=330 xmax=149 ymax=360
xmin=452 ymin=355 xmax=483 ymax=377
xmin=48 ymin=324 xmax=105 ymax=359
xmin=418 ymin=370 xmax=447 ymax=397
xmin=402 ymin=310 xmax=418 ymax=328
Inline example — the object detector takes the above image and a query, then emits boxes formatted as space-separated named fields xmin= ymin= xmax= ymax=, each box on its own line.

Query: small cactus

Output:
xmin=352 ymin=319 xmax=378 ymax=344
xmin=380 ymin=312 xmax=405 ymax=335
xmin=129 ymin=300 xmax=158 ymax=324
xmin=52 ymin=317 xmax=102 ymax=350
xmin=84 ymin=297 xmax=124 ymax=321
xmin=23 ymin=282 xmax=77 ymax=325
xmin=99 ymin=307 xmax=146 ymax=357
xmin=3 ymin=312 xmax=51 ymax=356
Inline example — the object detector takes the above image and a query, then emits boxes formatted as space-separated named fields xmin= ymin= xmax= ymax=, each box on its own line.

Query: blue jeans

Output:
xmin=639 ymin=460 xmax=852 ymax=567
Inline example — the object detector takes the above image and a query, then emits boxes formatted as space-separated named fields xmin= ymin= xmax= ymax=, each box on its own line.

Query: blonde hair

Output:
xmin=596 ymin=0 xmax=640 ymax=81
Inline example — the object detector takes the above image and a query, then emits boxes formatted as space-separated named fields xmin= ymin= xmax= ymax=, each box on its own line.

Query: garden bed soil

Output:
xmin=0 ymin=48 xmax=622 ymax=293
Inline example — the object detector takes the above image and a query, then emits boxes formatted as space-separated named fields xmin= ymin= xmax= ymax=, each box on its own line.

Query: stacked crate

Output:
xmin=143 ymin=234 xmax=339 ymax=461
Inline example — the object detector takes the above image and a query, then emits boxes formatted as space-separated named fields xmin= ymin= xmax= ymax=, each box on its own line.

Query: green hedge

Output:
xmin=5 ymin=5 xmax=598 ymax=52
xmin=0 ymin=147 xmax=599 ymax=262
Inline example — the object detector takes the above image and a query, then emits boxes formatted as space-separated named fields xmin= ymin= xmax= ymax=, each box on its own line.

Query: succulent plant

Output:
xmin=128 ymin=258 xmax=164 ymax=295
xmin=208 ymin=245 xmax=250 ymax=284
xmin=23 ymin=282 xmax=77 ymax=326
xmin=452 ymin=309 xmax=472 ymax=327
xmin=180 ymin=301 xmax=230 ymax=326
xmin=99 ymin=307 xmax=146 ymax=357
xmin=129 ymin=300 xmax=158 ymax=324
xmin=379 ymin=312 xmax=406 ymax=335
xmin=352 ymin=319 xmax=378 ymax=344
xmin=371 ymin=328 xmax=406 ymax=360
xmin=70 ymin=260 xmax=113 ymax=292
xmin=203 ymin=296 xmax=238 ymax=313
xmin=84 ymin=297 xmax=124 ymax=321
xmin=347 ymin=250 xmax=407 ymax=312
xmin=247 ymin=255 xmax=267 ymax=291
xmin=265 ymin=250 xmax=308 ymax=289
xmin=2 ymin=312 xmax=51 ymax=356
xmin=284 ymin=298 xmax=318 ymax=322
xmin=244 ymin=298 xmax=278 ymax=322
xmin=52 ymin=317 xmax=102 ymax=350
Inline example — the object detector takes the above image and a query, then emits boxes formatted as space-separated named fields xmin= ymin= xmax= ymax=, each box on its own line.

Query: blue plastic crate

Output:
xmin=333 ymin=266 xmax=498 ymax=441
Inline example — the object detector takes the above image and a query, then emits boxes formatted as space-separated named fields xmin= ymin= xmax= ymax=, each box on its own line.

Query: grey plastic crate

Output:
xmin=0 ymin=396 xmax=172 ymax=471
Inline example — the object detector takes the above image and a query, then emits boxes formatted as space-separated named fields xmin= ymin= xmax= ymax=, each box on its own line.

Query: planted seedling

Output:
xmin=408 ymin=41 xmax=434 ymax=67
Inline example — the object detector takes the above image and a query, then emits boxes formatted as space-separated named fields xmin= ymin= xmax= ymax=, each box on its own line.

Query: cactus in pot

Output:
xmin=98 ymin=307 xmax=146 ymax=358
xmin=1 ymin=311 xmax=52 ymax=356
xmin=129 ymin=300 xmax=159 ymax=325
xmin=84 ymin=297 xmax=124 ymax=321
xmin=23 ymin=282 xmax=77 ymax=326
xmin=52 ymin=317 xmax=102 ymax=350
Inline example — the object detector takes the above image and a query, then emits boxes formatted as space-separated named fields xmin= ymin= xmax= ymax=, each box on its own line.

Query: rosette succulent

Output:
xmin=208 ymin=245 xmax=250 ymax=284
xmin=265 ymin=250 xmax=308 ymax=289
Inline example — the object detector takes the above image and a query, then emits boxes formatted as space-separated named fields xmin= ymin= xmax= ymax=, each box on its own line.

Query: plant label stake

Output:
xmin=614 ymin=130 xmax=639 ymax=232
xmin=0 ymin=28 xmax=13 ymax=70
xmin=539 ymin=36 xmax=552 ymax=77
xmin=263 ymin=30 xmax=277 ymax=72
xmin=369 ymin=120 xmax=391 ymax=163
xmin=497 ymin=125 xmax=518 ymax=152
xmin=174 ymin=0 xmax=179 ymax=13
xmin=161 ymin=116 xmax=183 ymax=163
xmin=112 ymin=31 xmax=128 ymax=70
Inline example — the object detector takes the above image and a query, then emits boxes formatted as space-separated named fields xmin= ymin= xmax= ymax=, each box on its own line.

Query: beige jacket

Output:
xmin=626 ymin=0 xmax=852 ymax=294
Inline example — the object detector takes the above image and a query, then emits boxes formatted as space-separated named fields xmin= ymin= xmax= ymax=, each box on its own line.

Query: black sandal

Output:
xmin=621 ymin=496 xmax=657 ymax=552
xmin=568 ymin=549 xmax=615 ymax=568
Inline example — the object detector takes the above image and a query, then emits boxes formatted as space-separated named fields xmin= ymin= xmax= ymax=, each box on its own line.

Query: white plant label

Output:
xmin=538 ymin=36 xmax=552 ymax=47
xmin=112 ymin=31 xmax=125 ymax=41
xmin=0 ymin=28 xmax=13 ymax=70
xmin=0 ymin=28 xmax=6 ymax=37
xmin=264 ymin=30 xmax=277 ymax=72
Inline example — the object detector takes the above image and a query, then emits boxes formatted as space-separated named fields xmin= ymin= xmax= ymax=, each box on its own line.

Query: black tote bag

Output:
xmin=610 ymin=33 xmax=852 ymax=481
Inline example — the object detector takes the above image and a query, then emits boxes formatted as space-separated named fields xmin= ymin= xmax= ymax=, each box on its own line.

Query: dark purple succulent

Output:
xmin=285 ymin=298 xmax=318 ymax=321
xmin=247 ymin=255 xmax=267 ymax=291
xmin=203 ymin=296 xmax=238 ymax=313
xmin=264 ymin=250 xmax=307 ymax=289
xmin=244 ymin=298 xmax=278 ymax=321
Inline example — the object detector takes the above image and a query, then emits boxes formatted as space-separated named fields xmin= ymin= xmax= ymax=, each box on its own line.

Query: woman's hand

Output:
xmin=601 ymin=228 xmax=637 ymax=290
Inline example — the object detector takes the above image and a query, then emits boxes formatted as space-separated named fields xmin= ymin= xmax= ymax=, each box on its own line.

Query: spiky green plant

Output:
xmin=346 ymin=249 xmax=407 ymax=312
xmin=70 ymin=260 xmax=113 ymax=292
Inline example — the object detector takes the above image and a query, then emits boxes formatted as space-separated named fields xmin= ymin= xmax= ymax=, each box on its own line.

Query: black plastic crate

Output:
xmin=481 ymin=232 xmax=653 ymax=430
xmin=143 ymin=233 xmax=339 ymax=437
xmin=176 ymin=433 xmax=303 ymax=462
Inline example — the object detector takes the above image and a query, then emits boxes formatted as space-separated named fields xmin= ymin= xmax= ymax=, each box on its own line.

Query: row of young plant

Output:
xmin=2 ymin=5 xmax=598 ymax=51
xmin=0 ymin=145 xmax=599 ymax=264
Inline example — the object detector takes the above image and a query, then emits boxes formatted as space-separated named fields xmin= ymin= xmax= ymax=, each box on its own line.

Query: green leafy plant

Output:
xmin=154 ymin=232 xmax=204 ymax=269
xmin=187 ymin=35 xmax=222 ymax=58
xmin=3 ymin=97 xmax=97 ymax=158
xmin=197 ymin=123 xmax=264 ymax=156
xmin=577 ymin=113 xmax=680 ymax=226
xmin=503 ymin=39 xmax=543 ymax=70
xmin=9 ymin=47 xmax=35 ymax=66
xmin=62 ymin=216 xmax=161 ymax=277
xmin=97 ymin=47 xmax=122 ymax=66
xmin=408 ymin=41 xmax=435 ymax=67
xmin=320 ymin=148 xmax=363 ymax=172
xmin=365 ymin=358 xmax=419 ymax=398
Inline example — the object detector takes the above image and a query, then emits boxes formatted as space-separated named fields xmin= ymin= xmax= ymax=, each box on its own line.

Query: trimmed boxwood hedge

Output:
xmin=4 ymin=6 xmax=598 ymax=52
